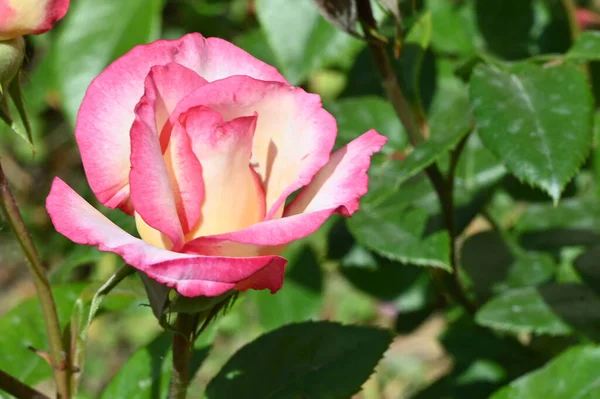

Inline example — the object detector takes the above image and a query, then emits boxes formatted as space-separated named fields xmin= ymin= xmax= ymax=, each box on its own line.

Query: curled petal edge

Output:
xmin=46 ymin=178 xmax=287 ymax=297
xmin=184 ymin=130 xmax=388 ymax=256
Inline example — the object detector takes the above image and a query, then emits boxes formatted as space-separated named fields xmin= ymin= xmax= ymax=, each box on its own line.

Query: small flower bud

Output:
xmin=0 ymin=37 xmax=25 ymax=90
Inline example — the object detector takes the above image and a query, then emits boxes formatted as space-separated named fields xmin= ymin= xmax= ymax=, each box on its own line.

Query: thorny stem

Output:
xmin=169 ymin=313 xmax=197 ymax=399
xmin=0 ymin=368 xmax=50 ymax=399
xmin=0 ymin=160 xmax=71 ymax=398
xmin=356 ymin=0 xmax=477 ymax=313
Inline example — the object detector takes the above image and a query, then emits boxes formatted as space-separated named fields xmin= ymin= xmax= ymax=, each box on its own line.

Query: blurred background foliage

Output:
xmin=3 ymin=0 xmax=600 ymax=398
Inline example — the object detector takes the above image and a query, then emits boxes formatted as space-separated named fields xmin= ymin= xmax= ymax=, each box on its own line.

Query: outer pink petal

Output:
xmin=0 ymin=0 xmax=69 ymax=40
xmin=168 ymin=76 xmax=337 ymax=220
xmin=183 ymin=130 xmax=387 ymax=257
xmin=46 ymin=178 xmax=287 ymax=297
xmin=129 ymin=97 xmax=184 ymax=251
xmin=76 ymin=33 xmax=287 ymax=212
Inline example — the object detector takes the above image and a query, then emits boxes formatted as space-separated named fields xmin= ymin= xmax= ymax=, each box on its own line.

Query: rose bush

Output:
xmin=46 ymin=33 xmax=386 ymax=297
xmin=0 ymin=0 xmax=69 ymax=40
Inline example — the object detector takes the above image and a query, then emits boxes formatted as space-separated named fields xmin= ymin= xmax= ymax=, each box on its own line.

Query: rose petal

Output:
xmin=165 ymin=119 xmax=204 ymax=234
xmin=144 ymin=63 xmax=208 ymax=149
xmin=182 ymin=107 xmax=266 ymax=238
xmin=129 ymin=94 xmax=184 ymax=251
xmin=0 ymin=0 xmax=69 ymax=40
xmin=46 ymin=178 xmax=287 ymax=297
xmin=168 ymin=76 xmax=337 ymax=221
xmin=76 ymin=33 xmax=287 ymax=212
xmin=184 ymin=130 xmax=387 ymax=256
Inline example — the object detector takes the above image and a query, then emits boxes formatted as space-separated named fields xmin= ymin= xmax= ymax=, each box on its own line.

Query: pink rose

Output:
xmin=47 ymin=33 xmax=386 ymax=297
xmin=0 ymin=0 xmax=69 ymax=40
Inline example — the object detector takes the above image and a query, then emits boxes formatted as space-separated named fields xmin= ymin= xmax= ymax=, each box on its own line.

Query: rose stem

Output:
xmin=169 ymin=312 xmax=196 ymax=399
xmin=356 ymin=0 xmax=477 ymax=313
xmin=0 ymin=160 xmax=71 ymax=398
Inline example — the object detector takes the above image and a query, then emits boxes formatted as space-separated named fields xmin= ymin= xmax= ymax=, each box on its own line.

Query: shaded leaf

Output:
xmin=491 ymin=346 xmax=600 ymax=399
xmin=575 ymin=247 xmax=600 ymax=297
xmin=515 ymin=199 xmax=600 ymax=250
xmin=341 ymin=245 xmax=432 ymax=305
xmin=462 ymin=231 xmax=555 ymax=300
xmin=414 ymin=314 xmax=543 ymax=399
xmin=470 ymin=64 xmax=593 ymax=202
xmin=206 ymin=321 xmax=392 ymax=399
xmin=475 ymin=0 xmax=534 ymax=59
xmin=476 ymin=284 xmax=600 ymax=339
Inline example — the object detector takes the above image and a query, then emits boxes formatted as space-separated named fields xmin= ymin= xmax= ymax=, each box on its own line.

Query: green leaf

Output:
xmin=326 ymin=96 xmax=407 ymax=152
xmin=490 ymin=346 xmax=600 ymax=399
xmin=0 ymin=284 xmax=86 ymax=386
xmin=49 ymin=245 xmax=104 ymax=284
xmin=7 ymin=76 xmax=33 ymax=148
xmin=256 ymin=0 xmax=363 ymax=84
xmin=206 ymin=321 xmax=392 ymax=399
xmin=341 ymin=245 xmax=432 ymax=304
xmin=392 ymin=122 xmax=470 ymax=188
xmin=516 ymin=198 xmax=600 ymax=232
xmin=403 ymin=11 xmax=433 ymax=111
xmin=454 ymin=135 xmax=506 ymax=194
xmin=54 ymin=0 xmax=162 ymax=126
xmin=566 ymin=31 xmax=600 ymax=62
xmin=415 ymin=314 xmax=543 ymax=399
xmin=101 ymin=332 xmax=210 ymax=399
xmin=427 ymin=0 xmax=477 ymax=55
xmin=85 ymin=264 xmax=136 ymax=332
xmin=462 ymin=231 xmax=555 ymax=300
xmin=475 ymin=0 xmax=534 ymax=59
xmin=347 ymin=156 xmax=451 ymax=270
xmin=575 ymin=247 xmax=600 ymax=297
xmin=232 ymin=29 xmax=279 ymax=69
xmin=347 ymin=185 xmax=451 ymax=270
xmin=476 ymin=284 xmax=600 ymax=339
xmin=470 ymin=64 xmax=594 ymax=202
xmin=249 ymin=244 xmax=324 ymax=331
xmin=515 ymin=198 xmax=600 ymax=250
xmin=0 ymin=91 xmax=33 ymax=150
